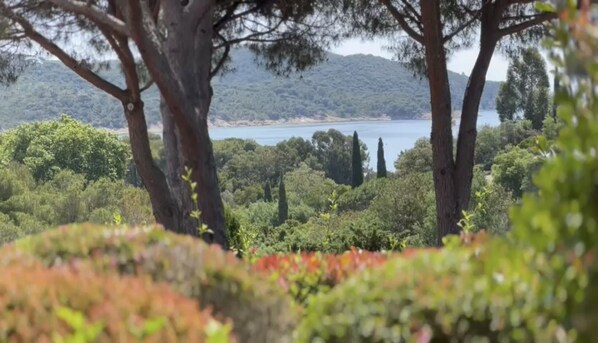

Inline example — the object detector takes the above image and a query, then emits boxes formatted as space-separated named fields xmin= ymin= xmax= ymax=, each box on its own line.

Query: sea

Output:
xmin=209 ymin=110 xmax=500 ymax=171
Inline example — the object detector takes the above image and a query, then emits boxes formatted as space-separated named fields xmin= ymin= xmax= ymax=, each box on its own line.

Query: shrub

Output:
xmin=10 ymin=224 xmax=296 ymax=343
xmin=253 ymin=248 xmax=389 ymax=306
xmin=0 ymin=265 xmax=231 ymax=342
xmin=509 ymin=5 xmax=598 ymax=339
xmin=297 ymin=235 xmax=569 ymax=342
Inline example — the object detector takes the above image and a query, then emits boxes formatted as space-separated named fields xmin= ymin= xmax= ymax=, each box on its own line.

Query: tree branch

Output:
xmin=378 ymin=0 xmax=424 ymax=44
xmin=211 ymin=33 xmax=230 ymax=78
xmin=123 ymin=0 xmax=193 ymax=128
xmin=47 ymin=0 xmax=129 ymax=36
xmin=139 ymin=78 xmax=154 ymax=92
xmin=498 ymin=12 xmax=556 ymax=37
xmin=0 ymin=3 xmax=127 ymax=101
xmin=443 ymin=9 xmax=482 ymax=43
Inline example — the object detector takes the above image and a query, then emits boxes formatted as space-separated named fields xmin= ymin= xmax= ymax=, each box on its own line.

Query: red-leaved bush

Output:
xmin=253 ymin=248 xmax=390 ymax=306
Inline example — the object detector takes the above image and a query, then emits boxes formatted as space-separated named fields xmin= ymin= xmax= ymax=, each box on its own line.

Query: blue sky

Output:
xmin=332 ymin=38 xmax=511 ymax=82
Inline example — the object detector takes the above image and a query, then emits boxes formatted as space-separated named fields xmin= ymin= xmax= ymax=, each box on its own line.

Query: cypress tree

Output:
xmin=278 ymin=176 xmax=288 ymax=225
xmin=264 ymin=181 xmax=272 ymax=202
xmin=351 ymin=131 xmax=364 ymax=188
xmin=553 ymin=67 xmax=559 ymax=119
xmin=377 ymin=137 xmax=387 ymax=178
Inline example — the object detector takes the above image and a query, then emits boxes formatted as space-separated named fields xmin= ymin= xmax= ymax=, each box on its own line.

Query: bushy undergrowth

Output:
xmin=298 ymin=234 xmax=571 ymax=342
xmin=253 ymin=248 xmax=389 ymax=306
xmin=0 ymin=265 xmax=231 ymax=342
xmin=9 ymin=224 xmax=295 ymax=343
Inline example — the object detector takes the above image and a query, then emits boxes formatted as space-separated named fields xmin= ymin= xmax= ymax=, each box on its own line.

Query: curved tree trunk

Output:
xmin=455 ymin=10 xmax=499 ymax=215
xmin=124 ymin=98 xmax=182 ymax=232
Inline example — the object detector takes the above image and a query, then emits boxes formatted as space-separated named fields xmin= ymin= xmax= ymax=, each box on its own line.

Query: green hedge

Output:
xmin=297 ymin=235 xmax=570 ymax=342
xmin=0 ymin=265 xmax=231 ymax=342
xmin=9 ymin=224 xmax=296 ymax=343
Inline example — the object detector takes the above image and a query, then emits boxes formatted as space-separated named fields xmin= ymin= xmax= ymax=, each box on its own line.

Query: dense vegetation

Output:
xmin=0 ymin=114 xmax=558 ymax=253
xmin=0 ymin=1 xmax=597 ymax=342
xmin=0 ymin=49 xmax=499 ymax=129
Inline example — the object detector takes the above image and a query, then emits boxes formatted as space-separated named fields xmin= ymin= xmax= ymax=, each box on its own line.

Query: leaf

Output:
xmin=534 ymin=2 xmax=556 ymax=13
xmin=142 ymin=317 xmax=166 ymax=337
xmin=56 ymin=306 xmax=86 ymax=330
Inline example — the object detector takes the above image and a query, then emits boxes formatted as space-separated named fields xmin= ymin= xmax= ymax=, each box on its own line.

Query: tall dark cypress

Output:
xmin=377 ymin=137 xmax=387 ymax=178
xmin=278 ymin=176 xmax=288 ymax=225
xmin=553 ymin=67 xmax=559 ymax=118
xmin=351 ymin=131 xmax=364 ymax=188
xmin=264 ymin=181 xmax=272 ymax=202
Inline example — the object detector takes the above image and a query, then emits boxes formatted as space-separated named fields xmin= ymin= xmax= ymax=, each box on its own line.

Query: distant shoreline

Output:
xmin=210 ymin=115 xmax=393 ymax=128
xmin=111 ymin=115 xmax=394 ymax=135
xmin=109 ymin=110 xmax=497 ymax=135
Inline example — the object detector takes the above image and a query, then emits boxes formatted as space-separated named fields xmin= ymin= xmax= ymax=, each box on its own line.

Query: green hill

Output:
xmin=0 ymin=49 xmax=499 ymax=129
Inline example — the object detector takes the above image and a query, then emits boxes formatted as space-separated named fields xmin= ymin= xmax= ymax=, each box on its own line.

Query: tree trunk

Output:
xmin=157 ymin=5 xmax=228 ymax=248
xmin=455 ymin=11 xmax=499 ymax=215
xmin=161 ymin=99 xmax=185 ymax=200
xmin=420 ymin=0 xmax=460 ymax=246
xmin=123 ymin=98 xmax=182 ymax=232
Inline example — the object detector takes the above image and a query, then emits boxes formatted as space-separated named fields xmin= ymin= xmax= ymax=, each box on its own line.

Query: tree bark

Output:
xmin=124 ymin=98 xmax=182 ymax=232
xmin=160 ymin=99 xmax=186 ymax=207
xmin=454 ymin=8 xmax=499 ymax=215
xmin=420 ymin=0 xmax=459 ymax=246
xmin=157 ymin=4 xmax=228 ymax=247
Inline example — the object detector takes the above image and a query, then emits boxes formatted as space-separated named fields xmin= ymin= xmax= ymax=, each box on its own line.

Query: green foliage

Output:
xmin=277 ymin=176 xmax=289 ymax=225
xmin=297 ymin=236 xmax=568 ymax=342
xmin=0 ymin=264 xmax=229 ymax=342
xmin=376 ymin=137 xmax=387 ymax=178
xmin=0 ymin=166 xmax=152 ymax=245
xmin=475 ymin=119 xmax=539 ymax=171
xmin=13 ymin=225 xmax=296 ymax=342
xmin=475 ymin=125 xmax=503 ymax=170
xmin=394 ymin=138 xmax=433 ymax=175
xmin=470 ymin=183 xmax=514 ymax=235
xmin=351 ymin=131 xmax=364 ymax=188
xmin=263 ymin=181 xmax=273 ymax=202
xmin=0 ymin=50 xmax=499 ymax=129
xmin=497 ymin=48 xmax=551 ymax=129
xmin=492 ymin=146 xmax=542 ymax=197
xmin=182 ymin=166 xmax=211 ymax=237
xmin=312 ymin=129 xmax=368 ymax=185
xmin=285 ymin=163 xmax=338 ymax=211
xmin=368 ymin=173 xmax=436 ymax=246
xmin=510 ymin=6 xmax=598 ymax=337
xmin=337 ymin=177 xmax=386 ymax=212
xmin=524 ymin=86 xmax=551 ymax=130
xmin=0 ymin=116 xmax=128 ymax=181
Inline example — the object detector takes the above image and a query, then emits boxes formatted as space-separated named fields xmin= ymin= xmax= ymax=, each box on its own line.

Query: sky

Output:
xmin=331 ymin=37 xmax=511 ymax=82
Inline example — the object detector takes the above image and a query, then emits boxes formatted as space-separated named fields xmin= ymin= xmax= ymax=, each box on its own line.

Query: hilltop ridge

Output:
xmin=0 ymin=48 xmax=499 ymax=129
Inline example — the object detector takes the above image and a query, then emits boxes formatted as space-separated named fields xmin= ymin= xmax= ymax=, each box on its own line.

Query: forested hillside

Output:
xmin=0 ymin=49 xmax=499 ymax=129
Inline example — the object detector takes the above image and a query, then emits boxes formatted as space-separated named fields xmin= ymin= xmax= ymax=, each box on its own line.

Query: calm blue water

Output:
xmin=209 ymin=110 xmax=500 ymax=171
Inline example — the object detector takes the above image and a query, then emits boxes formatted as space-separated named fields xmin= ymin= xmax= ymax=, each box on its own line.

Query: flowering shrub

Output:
xmin=297 ymin=237 xmax=570 ymax=342
xmin=9 ymin=224 xmax=295 ymax=343
xmin=0 ymin=265 xmax=231 ymax=342
xmin=253 ymin=248 xmax=390 ymax=306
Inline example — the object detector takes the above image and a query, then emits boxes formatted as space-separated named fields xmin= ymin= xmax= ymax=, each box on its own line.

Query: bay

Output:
xmin=209 ymin=110 xmax=500 ymax=171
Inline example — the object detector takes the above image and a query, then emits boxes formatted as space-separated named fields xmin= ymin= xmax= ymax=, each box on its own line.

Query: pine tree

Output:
xmin=351 ymin=131 xmax=364 ymax=188
xmin=277 ymin=176 xmax=288 ymax=225
xmin=376 ymin=137 xmax=387 ymax=178
xmin=264 ymin=181 xmax=272 ymax=202
xmin=497 ymin=47 xmax=550 ymax=127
